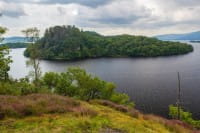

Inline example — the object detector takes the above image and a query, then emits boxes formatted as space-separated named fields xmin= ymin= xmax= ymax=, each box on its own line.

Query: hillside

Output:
xmin=0 ymin=94 xmax=194 ymax=133
xmin=0 ymin=42 xmax=29 ymax=48
xmin=2 ymin=36 xmax=27 ymax=43
xmin=156 ymin=31 xmax=200 ymax=40
xmin=24 ymin=25 xmax=193 ymax=60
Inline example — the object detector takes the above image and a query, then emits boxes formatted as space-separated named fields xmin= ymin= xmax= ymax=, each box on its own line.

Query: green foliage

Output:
xmin=110 ymin=93 xmax=135 ymax=107
xmin=0 ymin=79 xmax=46 ymax=96
xmin=0 ymin=27 xmax=7 ymax=42
xmin=0 ymin=47 xmax=12 ymax=80
xmin=25 ymin=25 xmax=193 ymax=60
xmin=42 ymin=72 xmax=60 ymax=90
xmin=169 ymin=105 xmax=200 ymax=129
xmin=0 ymin=66 xmax=133 ymax=106
xmin=42 ymin=67 xmax=133 ymax=105
xmin=54 ymin=72 xmax=75 ymax=96
xmin=22 ymin=27 xmax=41 ymax=83
xmin=21 ymin=27 xmax=40 ymax=43
xmin=0 ymin=27 xmax=12 ymax=81
xmin=67 ymin=67 xmax=115 ymax=101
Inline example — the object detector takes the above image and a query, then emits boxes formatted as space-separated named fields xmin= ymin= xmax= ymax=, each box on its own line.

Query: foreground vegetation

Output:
xmin=169 ymin=105 xmax=200 ymax=129
xmin=0 ymin=67 xmax=133 ymax=107
xmin=0 ymin=94 xmax=194 ymax=133
xmin=24 ymin=25 xmax=193 ymax=60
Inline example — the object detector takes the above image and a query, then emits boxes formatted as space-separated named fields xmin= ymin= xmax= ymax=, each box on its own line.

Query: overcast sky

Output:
xmin=0 ymin=0 xmax=200 ymax=37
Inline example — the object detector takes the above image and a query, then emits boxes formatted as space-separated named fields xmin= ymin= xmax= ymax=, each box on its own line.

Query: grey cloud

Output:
xmin=41 ymin=0 xmax=113 ymax=7
xmin=0 ymin=3 xmax=26 ymax=18
xmin=76 ymin=0 xmax=152 ymax=27
xmin=1 ymin=9 xmax=26 ymax=18
xmin=2 ymin=0 xmax=114 ymax=7
xmin=90 ymin=16 xmax=143 ymax=25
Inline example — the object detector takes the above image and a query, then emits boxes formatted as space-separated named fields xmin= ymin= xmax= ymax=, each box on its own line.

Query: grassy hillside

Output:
xmin=0 ymin=94 xmax=194 ymax=133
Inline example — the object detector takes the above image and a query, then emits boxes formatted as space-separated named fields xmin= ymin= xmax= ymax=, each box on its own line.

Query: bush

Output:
xmin=169 ymin=105 xmax=200 ymax=129
xmin=0 ymin=79 xmax=49 ymax=96
xmin=110 ymin=93 xmax=134 ymax=107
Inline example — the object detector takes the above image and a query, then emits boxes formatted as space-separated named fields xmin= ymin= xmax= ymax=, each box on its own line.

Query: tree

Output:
xmin=22 ymin=28 xmax=41 ymax=83
xmin=0 ymin=27 xmax=12 ymax=81
xmin=22 ymin=27 xmax=40 ymax=43
xmin=42 ymin=72 xmax=60 ymax=92
xmin=67 ymin=67 xmax=115 ymax=101
xmin=0 ymin=27 xmax=7 ymax=42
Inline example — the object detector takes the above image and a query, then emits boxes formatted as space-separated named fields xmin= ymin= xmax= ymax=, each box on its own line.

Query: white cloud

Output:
xmin=0 ymin=0 xmax=200 ymax=36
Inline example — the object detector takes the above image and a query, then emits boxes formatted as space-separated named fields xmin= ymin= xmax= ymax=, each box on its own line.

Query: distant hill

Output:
xmin=2 ymin=36 xmax=27 ymax=44
xmin=155 ymin=31 xmax=200 ymax=40
xmin=0 ymin=42 xmax=29 ymax=48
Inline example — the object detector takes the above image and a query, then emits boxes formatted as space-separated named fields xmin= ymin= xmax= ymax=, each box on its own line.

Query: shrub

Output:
xmin=110 ymin=93 xmax=134 ymax=107
xmin=169 ymin=105 xmax=200 ymax=129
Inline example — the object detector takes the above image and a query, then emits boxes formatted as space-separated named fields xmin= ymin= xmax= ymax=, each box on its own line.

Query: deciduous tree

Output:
xmin=0 ymin=27 xmax=12 ymax=81
xmin=22 ymin=27 xmax=41 ymax=83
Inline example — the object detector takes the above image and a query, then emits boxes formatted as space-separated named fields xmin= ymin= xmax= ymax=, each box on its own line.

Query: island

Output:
xmin=24 ymin=25 xmax=193 ymax=60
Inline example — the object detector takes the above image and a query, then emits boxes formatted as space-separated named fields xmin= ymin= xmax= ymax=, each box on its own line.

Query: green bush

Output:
xmin=110 ymin=93 xmax=134 ymax=107
xmin=42 ymin=67 xmax=134 ymax=106
xmin=0 ymin=78 xmax=49 ymax=96
xmin=169 ymin=105 xmax=200 ymax=129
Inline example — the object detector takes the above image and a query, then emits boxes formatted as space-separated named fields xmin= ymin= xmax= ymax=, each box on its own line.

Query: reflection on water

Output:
xmin=9 ymin=41 xmax=200 ymax=118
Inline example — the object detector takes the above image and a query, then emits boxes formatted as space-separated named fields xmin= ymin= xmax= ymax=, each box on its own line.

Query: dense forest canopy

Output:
xmin=24 ymin=25 xmax=193 ymax=60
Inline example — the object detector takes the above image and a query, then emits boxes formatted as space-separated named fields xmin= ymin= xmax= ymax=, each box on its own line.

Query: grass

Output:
xmin=0 ymin=94 xmax=195 ymax=133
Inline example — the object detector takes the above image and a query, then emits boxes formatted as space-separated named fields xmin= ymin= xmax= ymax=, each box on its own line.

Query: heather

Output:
xmin=0 ymin=94 xmax=96 ymax=118
xmin=0 ymin=96 xmax=194 ymax=133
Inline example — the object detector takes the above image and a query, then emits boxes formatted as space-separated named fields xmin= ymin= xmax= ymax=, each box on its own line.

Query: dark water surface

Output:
xmin=9 ymin=41 xmax=200 ymax=118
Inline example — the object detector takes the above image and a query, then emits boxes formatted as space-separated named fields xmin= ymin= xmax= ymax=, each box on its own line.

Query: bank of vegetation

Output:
xmin=24 ymin=25 xmax=193 ymax=60
xmin=0 ymin=94 xmax=195 ymax=133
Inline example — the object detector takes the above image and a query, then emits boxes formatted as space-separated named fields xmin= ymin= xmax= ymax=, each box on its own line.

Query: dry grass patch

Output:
xmin=91 ymin=100 xmax=140 ymax=118
xmin=143 ymin=114 xmax=194 ymax=133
